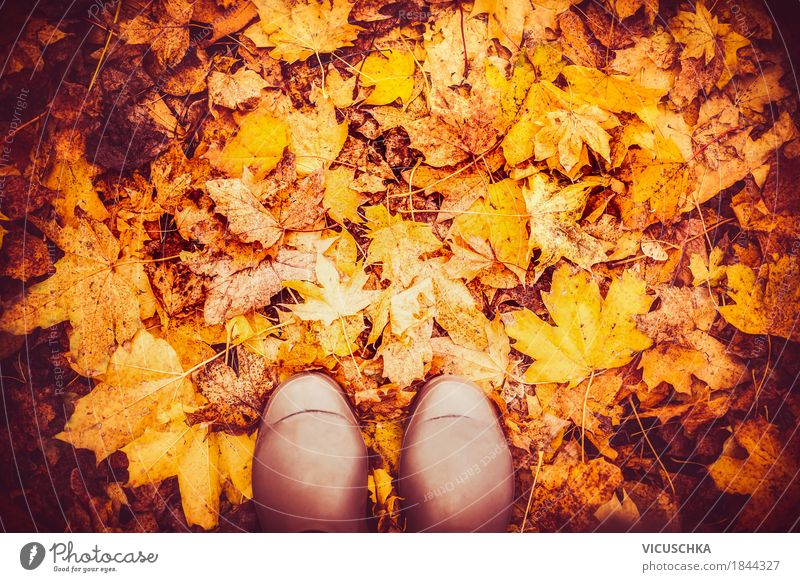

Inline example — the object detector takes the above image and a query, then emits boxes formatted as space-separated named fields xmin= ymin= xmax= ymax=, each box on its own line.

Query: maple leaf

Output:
xmin=377 ymin=278 xmax=436 ymax=385
xmin=561 ymin=65 xmax=669 ymax=126
xmin=44 ymin=132 xmax=109 ymax=226
xmin=287 ymin=91 xmax=349 ymax=175
xmin=610 ymin=30 xmax=677 ymax=94
xmin=284 ymin=253 xmax=379 ymax=326
xmin=123 ymin=423 xmax=256 ymax=528
xmin=323 ymin=166 xmax=366 ymax=224
xmin=537 ymin=373 xmax=624 ymax=458
xmin=472 ymin=0 xmax=533 ymax=49
xmin=430 ymin=271 xmax=492 ymax=350
xmin=708 ymin=418 xmax=800 ymax=531
xmin=398 ymin=88 xmax=503 ymax=168
xmin=691 ymin=111 xmax=796 ymax=207
xmin=431 ymin=316 xmax=510 ymax=390
xmin=192 ymin=345 xmax=273 ymax=428
xmin=367 ymin=467 xmax=401 ymax=531
xmin=246 ymin=0 xmax=361 ymax=63
xmin=383 ymin=55 xmax=529 ymax=169
xmin=671 ymin=1 xmax=749 ymax=86
xmin=363 ymin=422 xmax=403 ymax=471
xmin=626 ymin=134 xmax=691 ymax=223
xmin=503 ymin=80 xmax=618 ymax=171
xmin=0 ymin=219 xmax=154 ymax=376
xmin=534 ymin=102 xmax=618 ymax=173
xmin=211 ymin=110 xmax=290 ymax=179
xmin=55 ymin=330 xmax=194 ymax=460
xmin=448 ymin=179 xmax=530 ymax=282
xmin=423 ymin=8 xmax=489 ymax=87
xmin=359 ymin=49 xmax=416 ymax=105
xmin=718 ymin=257 xmax=800 ymax=341
xmin=119 ymin=0 xmax=194 ymax=67
xmin=735 ymin=68 xmax=792 ymax=121
xmin=364 ymin=206 xmax=442 ymax=287
xmin=505 ymin=264 xmax=653 ymax=386
xmin=505 ymin=392 xmax=569 ymax=454
xmin=182 ymin=247 xmax=313 ymax=326
xmin=637 ymin=286 xmax=746 ymax=394
xmin=207 ymin=68 xmax=269 ymax=111
xmin=502 ymin=81 xmax=570 ymax=166
xmin=523 ymin=173 xmax=612 ymax=273
xmin=526 ymin=441 xmax=623 ymax=532
xmin=485 ymin=55 xmax=537 ymax=128
xmin=205 ymin=176 xmax=283 ymax=247
xmin=689 ymin=247 xmax=726 ymax=286
xmin=402 ymin=163 xmax=492 ymax=219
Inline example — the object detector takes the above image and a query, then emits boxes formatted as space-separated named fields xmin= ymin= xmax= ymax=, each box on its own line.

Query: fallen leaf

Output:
xmin=505 ymin=264 xmax=653 ymax=386
xmin=0 ymin=219 xmax=154 ymax=376
xmin=246 ymin=0 xmax=361 ymax=63
xmin=359 ymin=49 xmax=415 ymax=105
xmin=212 ymin=110 xmax=290 ymax=179
xmin=708 ymin=418 xmax=800 ymax=531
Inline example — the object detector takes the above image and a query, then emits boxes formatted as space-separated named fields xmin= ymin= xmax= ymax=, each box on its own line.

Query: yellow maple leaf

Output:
xmin=431 ymin=316 xmax=511 ymax=390
xmin=718 ymin=257 xmax=800 ymax=341
xmin=284 ymin=253 xmax=379 ymax=326
xmin=430 ymin=270 xmax=492 ymax=350
xmin=323 ymin=166 xmax=366 ymax=224
xmin=672 ymin=1 xmax=726 ymax=64
xmin=359 ymin=49 xmax=416 ymax=105
xmin=45 ymin=155 xmax=110 ymax=226
xmin=55 ymin=330 xmax=194 ymax=460
xmin=503 ymin=80 xmax=618 ymax=171
xmin=485 ymin=54 xmax=537 ymax=128
xmin=505 ymin=264 xmax=653 ymax=386
xmin=378 ymin=319 xmax=433 ymax=386
xmin=0 ymin=219 xmax=155 ymax=376
xmin=639 ymin=340 xmax=745 ymax=394
xmin=472 ymin=0 xmax=533 ymax=49
xmin=246 ymin=0 xmax=361 ymax=63
xmin=627 ymin=134 xmax=690 ymax=222
xmin=689 ymin=247 xmax=726 ymax=286
xmin=287 ymin=92 xmax=348 ymax=175
xmin=449 ymin=179 xmax=530 ymax=282
xmin=376 ymin=278 xmax=436 ymax=385
xmin=637 ymin=286 xmax=746 ymax=394
xmin=123 ymin=424 xmax=255 ymax=529
xmin=523 ymin=173 xmax=611 ymax=273
xmin=534 ymin=102 xmax=618 ymax=173
xmin=502 ymin=82 xmax=569 ymax=166
xmin=364 ymin=205 xmax=442 ymax=287
xmin=671 ymin=1 xmax=749 ymax=87
xmin=561 ymin=65 xmax=669 ymax=126
xmin=212 ymin=110 xmax=290 ymax=179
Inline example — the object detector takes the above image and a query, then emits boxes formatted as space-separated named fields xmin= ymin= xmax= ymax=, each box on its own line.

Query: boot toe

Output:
xmin=399 ymin=376 xmax=515 ymax=532
xmin=252 ymin=373 xmax=369 ymax=532
xmin=262 ymin=372 xmax=354 ymax=424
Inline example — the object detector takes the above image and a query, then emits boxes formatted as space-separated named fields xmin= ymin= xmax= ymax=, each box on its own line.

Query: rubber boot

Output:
xmin=398 ymin=375 xmax=515 ymax=532
xmin=252 ymin=373 xmax=369 ymax=532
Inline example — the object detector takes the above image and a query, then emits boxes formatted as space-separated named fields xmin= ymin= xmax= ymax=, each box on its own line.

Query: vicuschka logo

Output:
xmin=20 ymin=542 xmax=46 ymax=570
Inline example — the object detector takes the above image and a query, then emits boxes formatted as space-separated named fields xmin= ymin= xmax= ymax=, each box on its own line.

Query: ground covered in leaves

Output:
xmin=1 ymin=0 xmax=799 ymax=532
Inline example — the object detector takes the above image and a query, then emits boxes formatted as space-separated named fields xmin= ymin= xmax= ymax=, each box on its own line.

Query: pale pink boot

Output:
xmin=398 ymin=376 xmax=515 ymax=532
xmin=252 ymin=373 xmax=369 ymax=532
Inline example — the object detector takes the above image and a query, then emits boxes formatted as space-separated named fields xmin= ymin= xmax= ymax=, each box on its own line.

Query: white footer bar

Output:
xmin=1 ymin=533 xmax=797 ymax=581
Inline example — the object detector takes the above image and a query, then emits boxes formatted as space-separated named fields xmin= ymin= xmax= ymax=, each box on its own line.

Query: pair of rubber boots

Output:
xmin=252 ymin=373 xmax=514 ymax=532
